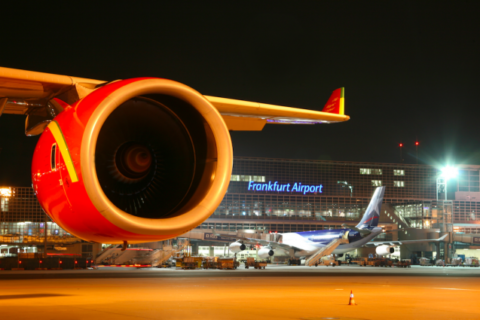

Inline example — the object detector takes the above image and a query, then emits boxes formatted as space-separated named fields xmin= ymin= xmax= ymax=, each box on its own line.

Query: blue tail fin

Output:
xmin=356 ymin=187 xmax=385 ymax=229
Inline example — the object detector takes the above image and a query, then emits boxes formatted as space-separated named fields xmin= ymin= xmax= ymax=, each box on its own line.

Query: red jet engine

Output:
xmin=32 ymin=78 xmax=232 ymax=243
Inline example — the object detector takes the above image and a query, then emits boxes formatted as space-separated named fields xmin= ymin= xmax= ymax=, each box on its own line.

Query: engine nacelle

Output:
xmin=32 ymin=78 xmax=233 ymax=243
xmin=258 ymin=247 xmax=274 ymax=259
xmin=375 ymin=245 xmax=395 ymax=256
xmin=229 ymin=242 xmax=246 ymax=253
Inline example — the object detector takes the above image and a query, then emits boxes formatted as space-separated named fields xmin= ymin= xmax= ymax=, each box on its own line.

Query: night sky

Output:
xmin=0 ymin=2 xmax=479 ymax=186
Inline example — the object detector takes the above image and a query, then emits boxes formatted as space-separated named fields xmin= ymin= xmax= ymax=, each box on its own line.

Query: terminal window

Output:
xmin=393 ymin=170 xmax=405 ymax=176
xmin=458 ymin=170 xmax=480 ymax=192
xmin=371 ymin=180 xmax=382 ymax=186
xmin=230 ymin=175 xmax=266 ymax=182
xmin=360 ymin=168 xmax=382 ymax=175
xmin=394 ymin=181 xmax=405 ymax=187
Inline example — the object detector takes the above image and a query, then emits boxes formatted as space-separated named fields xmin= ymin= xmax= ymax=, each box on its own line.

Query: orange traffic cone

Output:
xmin=348 ymin=290 xmax=356 ymax=305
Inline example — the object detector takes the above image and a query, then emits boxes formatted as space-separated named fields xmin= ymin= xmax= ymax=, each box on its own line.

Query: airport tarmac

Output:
xmin=1 ymin=266 xmax=479 ymax=320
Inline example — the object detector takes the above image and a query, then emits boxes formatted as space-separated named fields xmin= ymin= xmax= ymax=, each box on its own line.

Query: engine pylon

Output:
xmin=348 ymin=290 xmax=356 ymax=306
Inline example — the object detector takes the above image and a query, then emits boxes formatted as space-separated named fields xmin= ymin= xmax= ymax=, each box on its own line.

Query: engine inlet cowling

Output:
xmin=375 ymin=245 xmax=395 ymax=256
xmin=229 ymin=242 xmax=246 ymax=253
xmin=258 ymin=248 xmax=274 ymax=259
xmin=81 ymin=79 xmax=233 ymax=238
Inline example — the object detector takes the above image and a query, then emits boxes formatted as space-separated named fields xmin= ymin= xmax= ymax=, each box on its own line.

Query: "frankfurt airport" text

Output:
xmin=247 ymin=181 xmax=323 ymax=195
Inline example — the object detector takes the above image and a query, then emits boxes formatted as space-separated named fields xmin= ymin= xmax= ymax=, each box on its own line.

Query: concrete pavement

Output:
xmin=0 ymin=266 xmax=479 ymax=319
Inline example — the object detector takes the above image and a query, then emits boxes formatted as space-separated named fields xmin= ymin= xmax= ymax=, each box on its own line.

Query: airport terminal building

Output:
xmin=195 ymin=157 xmax=480 ymax=260
xmin=1 ymin=157 xmax=480 ymax=261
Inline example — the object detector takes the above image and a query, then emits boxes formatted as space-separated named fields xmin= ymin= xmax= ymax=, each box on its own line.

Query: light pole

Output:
xmin=436 ymin=166 xmax=458 ymax=201
xmin=436 ymin=166 xmax=457 ymax=264
xmin=337 ymin=181 xmax=353 ymax=197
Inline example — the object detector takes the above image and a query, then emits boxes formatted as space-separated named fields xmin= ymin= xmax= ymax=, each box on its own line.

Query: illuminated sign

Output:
xmin=248 ymin=181 xmax=323 ymax=195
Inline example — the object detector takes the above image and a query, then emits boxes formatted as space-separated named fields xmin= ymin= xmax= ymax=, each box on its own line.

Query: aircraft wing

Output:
xmin=0 ymin=66 xmax=349 ymax=131
xmin=237 ymin=236 xmax=304 ymax=252
xmin=0 ymin=66 xmax=106 ymax=115
xmin=213 ymin=230 xmax=304 ymax=251
xmin=364 ymin=234 xmax=448 ymax=247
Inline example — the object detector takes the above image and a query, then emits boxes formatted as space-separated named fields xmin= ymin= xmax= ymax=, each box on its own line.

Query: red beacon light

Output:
xmin=415 ymin=141 xmax=419 ymax=146
xmin=399 ymin=143 xmax=403 ymax=147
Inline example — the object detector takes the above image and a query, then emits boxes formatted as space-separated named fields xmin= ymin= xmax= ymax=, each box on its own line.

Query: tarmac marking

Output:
xmin=0 ymin=293 xmax=70 ymax=300
xmin=433 ymin=287 xmax=473 ymax=291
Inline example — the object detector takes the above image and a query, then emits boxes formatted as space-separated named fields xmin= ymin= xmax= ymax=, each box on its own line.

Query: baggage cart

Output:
xmin=395 ymin=259 xmax=411 ymax=268
xmin=202 ymin=260 xmax=218 ymax=269
xmin=254 ymin=261 xmax=267 ymax=269
xmin=182 ymin=257 xmax=197 ymax=270
xmin=217 ymin=257 xmax=236 ymax=270
xmin=245 ymin=257 xmax=255 ymax=269
xmin=352 ymin=257 xmax=368 ymax=266
xmin=419 ymin=257 xmax=432 ymax=266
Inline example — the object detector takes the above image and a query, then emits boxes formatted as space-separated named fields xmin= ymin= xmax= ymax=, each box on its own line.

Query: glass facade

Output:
xmin=206 ymin=157 xmax=480 ymax=234
xmin=226 ymin=158 xmax=438 ymax=199
xmin=458 ymin=169 xmax=480 ymax=192
xmin=1 ymin=158 xmax=480 ymax=248
xmin=0 ymin=187 xmax=80 ymax=245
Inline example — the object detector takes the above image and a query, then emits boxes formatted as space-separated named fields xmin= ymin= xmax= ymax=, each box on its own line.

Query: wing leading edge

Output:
xmin=0 ymin=66 xmax=349 ymax=132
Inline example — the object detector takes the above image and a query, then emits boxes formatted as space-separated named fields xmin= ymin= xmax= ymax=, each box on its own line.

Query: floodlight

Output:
xmin=0 ymin=187 xmax=12 ymax=197
xmin=441 ymin=166 xmax=458 ymax=179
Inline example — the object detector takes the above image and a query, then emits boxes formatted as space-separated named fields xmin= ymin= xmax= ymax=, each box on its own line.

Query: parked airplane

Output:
xmin=227 ymin=187 xmax=447 ymax=263
xmin=0 ymin=66 xmax=349 ymax=245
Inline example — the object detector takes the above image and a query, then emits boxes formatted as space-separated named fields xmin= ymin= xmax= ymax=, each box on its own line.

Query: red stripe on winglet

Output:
xmin=363 ymin=216 xmax=379 ymax=223
xmin=322 ymin=88 xmax=342 ymax=114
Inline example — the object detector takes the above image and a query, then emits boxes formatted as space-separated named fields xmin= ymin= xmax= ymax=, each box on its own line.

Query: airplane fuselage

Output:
xmin=280 ymin=227 xmax=383 ymax=257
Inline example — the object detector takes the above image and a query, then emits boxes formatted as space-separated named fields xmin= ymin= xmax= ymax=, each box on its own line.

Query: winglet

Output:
xmin=322 ymin=87 xmax=345 ymax=115
xmin=356 ymin=187 xmax=385 ymax=229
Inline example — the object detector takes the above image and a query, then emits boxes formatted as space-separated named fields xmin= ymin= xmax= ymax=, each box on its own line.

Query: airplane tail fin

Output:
xmin=322 ymin=87 xmax=345 ymax=115
xmin=356 ymin=187 xmax=385 ymax=229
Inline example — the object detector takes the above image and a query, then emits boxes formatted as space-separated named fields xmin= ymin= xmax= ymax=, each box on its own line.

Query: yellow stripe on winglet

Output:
xmin=339 ymin=87 xmax=345 ymax=115
xmin=48 ymin=121 xmax=79 ymax=183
